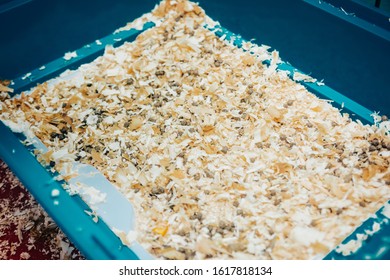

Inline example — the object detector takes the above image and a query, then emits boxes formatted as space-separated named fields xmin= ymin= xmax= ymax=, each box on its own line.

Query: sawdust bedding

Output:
xmin=0 ymin=0 xmax=389 ymax=259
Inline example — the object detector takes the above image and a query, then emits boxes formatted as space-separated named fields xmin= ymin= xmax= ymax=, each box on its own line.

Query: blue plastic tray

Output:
xmin=0 ymin=13 xmax=389 ymax=260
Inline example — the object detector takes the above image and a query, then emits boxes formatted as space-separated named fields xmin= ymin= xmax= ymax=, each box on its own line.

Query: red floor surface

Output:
xmin=0 ymin=160 xmax=84 ymax=259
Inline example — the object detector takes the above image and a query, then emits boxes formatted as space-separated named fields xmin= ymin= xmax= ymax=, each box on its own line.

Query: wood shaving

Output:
xmin=1 ymin=0 xmax=389 ymax=259
xmin=63 ymin=51 xmax=78 ymax=61
xmin=293 ymin=72 xmax=317 ymax=83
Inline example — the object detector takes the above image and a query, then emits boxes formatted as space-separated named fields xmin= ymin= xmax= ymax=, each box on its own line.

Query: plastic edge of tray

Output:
xmin=303 ymin=0 xmax=390 ymax=42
